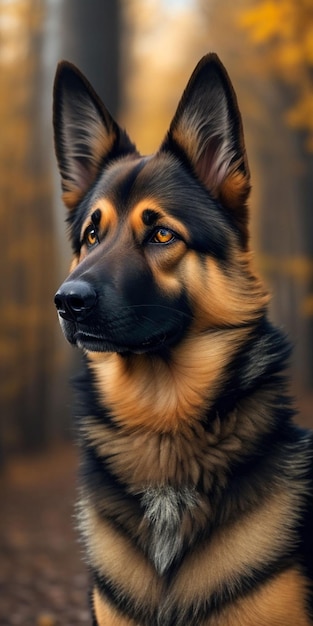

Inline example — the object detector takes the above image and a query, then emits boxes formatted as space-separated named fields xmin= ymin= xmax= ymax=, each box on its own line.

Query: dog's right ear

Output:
xmin=160 ymin=54 xmax=250 ymax=247
xmin=53 ymin=62 xmax=137 ymax=209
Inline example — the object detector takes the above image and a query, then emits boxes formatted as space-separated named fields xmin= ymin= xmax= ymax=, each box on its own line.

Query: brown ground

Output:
xmin=0 ymin=445 xmax=90 ymax=626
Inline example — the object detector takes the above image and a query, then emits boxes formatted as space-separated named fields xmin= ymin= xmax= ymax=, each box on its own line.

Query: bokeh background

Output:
xmin=1 ymin=0 xmax=313 ymax=624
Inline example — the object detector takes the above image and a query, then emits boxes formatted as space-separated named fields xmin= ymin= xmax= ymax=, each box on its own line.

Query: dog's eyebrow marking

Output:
xmin=142 ymin=209 xmax=161 ymax=226
xmin=81 ymin=199 xmax=118 ymax=243
xmin=91 ymin=208 xmax=102 ymax=226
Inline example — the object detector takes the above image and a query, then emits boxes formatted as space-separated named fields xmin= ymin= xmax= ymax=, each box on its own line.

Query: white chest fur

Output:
xmin=140 ymin=485 xmax=199 ymax=575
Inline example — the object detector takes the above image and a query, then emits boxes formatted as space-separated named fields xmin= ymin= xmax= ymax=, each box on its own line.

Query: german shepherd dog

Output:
xmin=53 ymin=54 xmax=313 ymax=625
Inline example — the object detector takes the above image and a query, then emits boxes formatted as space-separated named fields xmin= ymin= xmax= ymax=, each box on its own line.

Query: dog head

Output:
xmin=53 ymin=54 xmax=267 ymax=355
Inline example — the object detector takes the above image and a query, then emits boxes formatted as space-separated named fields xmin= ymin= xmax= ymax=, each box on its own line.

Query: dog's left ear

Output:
xmin=53 ymin=61 xmax=137 ymax=209
xmin=161 ymin=54 xmax=250 ymax=246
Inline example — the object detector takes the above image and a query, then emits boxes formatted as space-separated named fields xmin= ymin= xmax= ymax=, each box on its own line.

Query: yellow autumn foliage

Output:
xmin=238 ymin=0 xmax=313 ymax=149
xmin=240 ymin=1 xmax=296 ymax=43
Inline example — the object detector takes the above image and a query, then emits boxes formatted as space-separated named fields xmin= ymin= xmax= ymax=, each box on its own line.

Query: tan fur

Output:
xmin=219 ymin=169 xmax=250 ymax=211
xmin=213 ymin=568 xmax=311 ymax=626
xmin=82 ymin=481 xmax=308 ymax=626
xmin=82 ymin=198 xmax=118 ymax=237
xmin=171 ymin=112 xmax=235 ymax=197
xmin=147 ymin=240 xmax=187 ymax=295
xmin=80 ymin=499 xmax=162 ymax=609
xmin=129 ymin=199 xmax=191 ymax=294
xmin=82 ymin=387 xmax=278 ymax=491
xmin=93 ymin=587 xmax=138 ymax=626
xmin=87 ymin=327 xmax=251 ymax=432
xmin=170 ymin=484 xmax=304 ymax=606
xmin=90 ymin=129 xmax=116 ymax=176
xmin=171 ymin=119 xmax=249 ymax=210
xmin=61 ymin=101 xmax=117 ymax=210
xmin=62 ymin=188 xmax=84 ymax=209
xmin=220 ymin=170 xmax=250 ymax=244
xmin=69 ymin=256 xmax=79 ymax=273
xmin=86 ymin=244 xmax=268 ymax=433
xmin=172 ymin=121 xmax=200 ymax=170
xmin=129 ymin=199 xmax=189 ymax=242
xmin=183 ymin=250 xmax=269 ymax=331
xmin=92 ymin=569 xmax=311 ymax=626
xmin=79 ymin=198 xmax=118 ymax=260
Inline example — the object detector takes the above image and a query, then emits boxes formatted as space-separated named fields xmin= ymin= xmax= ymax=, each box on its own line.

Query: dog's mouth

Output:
xmin=65 ymin=324 xmax=184 ymax=355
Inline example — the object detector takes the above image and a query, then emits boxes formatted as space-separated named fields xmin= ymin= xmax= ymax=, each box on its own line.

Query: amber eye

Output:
xmin=152 ymin=228 xmax=175 ymax=244
xmin=84 ymin=225 xmax=98 ymax=248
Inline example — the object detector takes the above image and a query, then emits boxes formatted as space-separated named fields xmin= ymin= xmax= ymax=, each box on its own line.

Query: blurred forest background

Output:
xmin=1 ymin=0 xmax=313 ymax=623
xmin=2 ymin=0 xmax=313 ymax=459
xmin=0 ymin=0 xmax=313 ymax=450
xmin=1 ymin=0 xmax=313 ymax=458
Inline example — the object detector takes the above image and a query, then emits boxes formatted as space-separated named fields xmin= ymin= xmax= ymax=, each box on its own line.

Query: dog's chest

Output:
xmin=140 ymin=485 xmax=199 ymax=575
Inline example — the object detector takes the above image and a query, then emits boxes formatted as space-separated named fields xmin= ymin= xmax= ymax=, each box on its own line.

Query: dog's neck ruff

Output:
xmin=86 ymin=326 xmax=251 ymax=432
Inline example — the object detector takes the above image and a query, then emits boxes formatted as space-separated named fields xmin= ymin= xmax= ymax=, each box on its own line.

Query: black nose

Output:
xmin=54 ymin=280 xmax=97 ymax=321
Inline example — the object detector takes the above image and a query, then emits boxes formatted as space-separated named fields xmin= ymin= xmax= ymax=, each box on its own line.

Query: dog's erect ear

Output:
xmin=161 ymin=54 xmax=250 ymax=245
xmin=53 ymin=61 xmax=137 ymax=209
